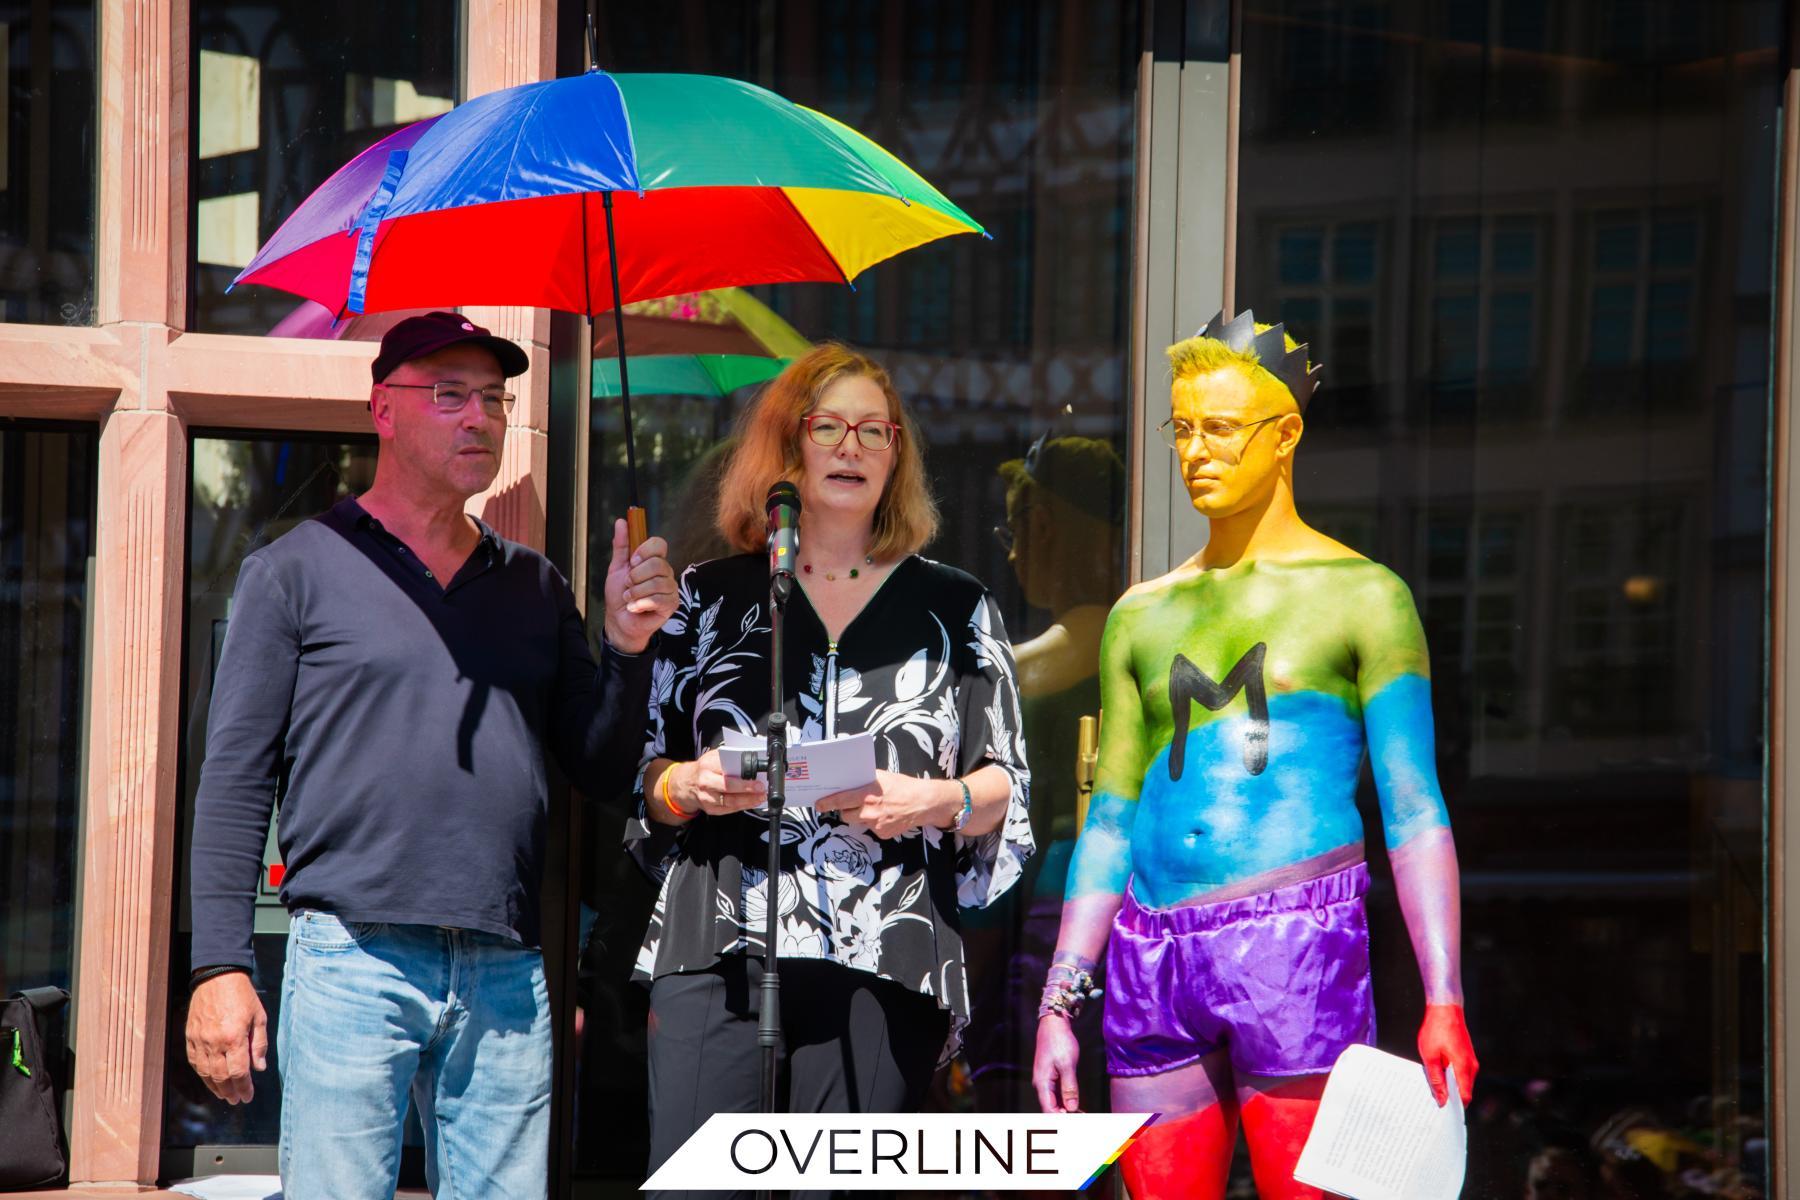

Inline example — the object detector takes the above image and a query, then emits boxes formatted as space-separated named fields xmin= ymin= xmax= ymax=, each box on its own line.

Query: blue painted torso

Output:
xmin=1129 ymin=690 xmax=1366 ymax=907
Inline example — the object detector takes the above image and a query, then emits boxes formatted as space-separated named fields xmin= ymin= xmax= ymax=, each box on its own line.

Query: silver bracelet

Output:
xmin=1037 ymin=965 xmax=1102 ymax=1021
xmin=948 ymin=778 xmax=973 ymax=832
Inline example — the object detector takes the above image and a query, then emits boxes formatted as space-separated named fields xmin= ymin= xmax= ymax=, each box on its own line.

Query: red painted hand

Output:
xmin=1417 ymin=1003 xmax=1478 ymax=1107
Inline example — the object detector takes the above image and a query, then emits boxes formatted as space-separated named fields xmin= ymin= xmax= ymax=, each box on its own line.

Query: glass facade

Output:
xmin=0 ymin=421 xmax=94 ymax=1111
xmin=0 ymin=0 xmax=1746 ymax=1190
xmin=580 ymin=1 xmax=1139 ymax=1182
xmin=163 ymin=434 xmax=379 ymax=1170
xmin=1238 ymin=1 xmax=1775 ymax=1195
xmin=0 ymin=1 xmax=97 ymax=325
xmin=188 ymin=0 xmax=461 ymax=336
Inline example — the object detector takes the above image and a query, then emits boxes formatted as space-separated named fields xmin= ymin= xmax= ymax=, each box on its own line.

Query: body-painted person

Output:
xmin=1032 ymin=312 xmax=1478 ymax=1199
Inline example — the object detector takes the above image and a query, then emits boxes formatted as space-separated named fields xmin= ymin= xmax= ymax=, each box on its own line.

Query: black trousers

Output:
xmin=645 ymin=955 xmax=950 ymax=1200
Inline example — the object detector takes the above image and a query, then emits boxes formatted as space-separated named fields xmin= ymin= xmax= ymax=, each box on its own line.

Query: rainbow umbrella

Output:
xmin=231 ymin=70 xmax=983 ymax=538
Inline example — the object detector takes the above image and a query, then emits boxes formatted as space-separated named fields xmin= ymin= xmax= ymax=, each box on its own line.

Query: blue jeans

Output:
xmin=277 ymin=910 xmax=551 ymax=1200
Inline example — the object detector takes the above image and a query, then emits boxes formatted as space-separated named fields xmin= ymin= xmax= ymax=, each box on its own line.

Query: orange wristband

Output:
xmin=661 ymin=764 xmax=694 ymax=820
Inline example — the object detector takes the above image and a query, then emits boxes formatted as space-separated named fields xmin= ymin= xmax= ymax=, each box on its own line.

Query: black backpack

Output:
xmin=0 ymin=987 xmax=70 ymax=1191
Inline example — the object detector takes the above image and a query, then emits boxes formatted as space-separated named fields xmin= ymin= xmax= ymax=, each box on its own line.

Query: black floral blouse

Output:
xmin=627 ymin=553 xmax=1034 ymax=1054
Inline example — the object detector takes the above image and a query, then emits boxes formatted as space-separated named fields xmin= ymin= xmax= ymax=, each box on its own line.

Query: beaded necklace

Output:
xmin=803 ymin=554 xmax=875 ymax=582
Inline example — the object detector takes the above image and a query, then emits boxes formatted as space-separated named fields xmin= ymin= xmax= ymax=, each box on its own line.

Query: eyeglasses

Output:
xmin=1157 ymin=414 xmax=1283 ymax=457
xmin=382 ymin=381 xmax=516 ymax=417
xmin=803 ymin=414 xmax=901 ymax=451
xmin=993 ymin=503 xmax=1035 ymax=552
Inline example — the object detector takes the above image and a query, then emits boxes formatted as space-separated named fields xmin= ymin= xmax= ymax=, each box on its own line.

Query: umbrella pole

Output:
xmin=597 ymin=190 xmax=648 ymax=551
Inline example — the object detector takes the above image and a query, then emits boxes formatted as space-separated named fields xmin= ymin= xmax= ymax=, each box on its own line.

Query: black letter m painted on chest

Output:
xmin=1168 ymin=644 xmax=1269 ymax=780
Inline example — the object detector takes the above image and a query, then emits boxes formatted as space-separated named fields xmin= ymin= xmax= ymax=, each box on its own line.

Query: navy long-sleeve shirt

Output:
xmin=189 ymin=497 xmax=651 ymax=971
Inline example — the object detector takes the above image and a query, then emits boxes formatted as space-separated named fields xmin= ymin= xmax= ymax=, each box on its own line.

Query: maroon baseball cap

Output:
xmin=371 ymin=311 xmax=529 ymax=383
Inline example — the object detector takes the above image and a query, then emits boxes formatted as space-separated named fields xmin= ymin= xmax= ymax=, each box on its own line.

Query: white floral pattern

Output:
xmin=626 ymin=553 xmax=1034 ymax=1061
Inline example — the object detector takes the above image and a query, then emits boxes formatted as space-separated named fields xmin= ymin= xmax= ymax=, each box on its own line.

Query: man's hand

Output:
xmin=1033 ymin=1014 xmax=1083 ymax=1113
xmin=1418 ymin=1002 xmax=1477 ymax=1106
xmin=603 ymin=518 xmax=677 ymax=653
xmin=186 ymin=971 xmax=268 ymax=1105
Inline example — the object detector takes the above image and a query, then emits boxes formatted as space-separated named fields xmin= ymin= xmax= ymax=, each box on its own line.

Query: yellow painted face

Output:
xmin=1167 ymin=366 xmax=1300 ymax=518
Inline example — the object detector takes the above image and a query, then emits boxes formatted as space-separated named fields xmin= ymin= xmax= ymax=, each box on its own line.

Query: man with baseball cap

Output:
xmin=184 ymin=312 xmax=677 ymax=1199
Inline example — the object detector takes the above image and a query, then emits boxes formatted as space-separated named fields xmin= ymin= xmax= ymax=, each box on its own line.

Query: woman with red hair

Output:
xmin=629 ymin=344 xmax=1034 ymax=1192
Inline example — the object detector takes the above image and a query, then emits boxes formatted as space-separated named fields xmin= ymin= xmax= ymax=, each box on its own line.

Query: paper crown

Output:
xmin=1191 ymin=309 xmax=1324 ymax=412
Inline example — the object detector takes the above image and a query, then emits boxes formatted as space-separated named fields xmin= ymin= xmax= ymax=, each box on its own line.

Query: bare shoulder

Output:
xmin=1105 ymin=565 xmax=1183 ymax=626
xmin=1100 ymin=562 xmax=1211 ymax=656
xmin=1118 ymin=557 xmax=1207 ymax=604
xmin=1015 ymin=607 xmax=1109 ymax=697
xmin=1322 ymin=558 xmax=1423 ymax=635
xmin=1089 ymin=576 xmax=1160 ymax=655
xmin=1336 ymin=556 xmax=1412 ymax=598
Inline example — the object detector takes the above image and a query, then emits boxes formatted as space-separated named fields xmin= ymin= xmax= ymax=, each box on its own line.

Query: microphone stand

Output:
xmin=740 ymin=566 xmax=792 ymax=1129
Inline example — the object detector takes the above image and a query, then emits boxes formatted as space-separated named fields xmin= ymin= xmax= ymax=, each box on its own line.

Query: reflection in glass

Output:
xmin=0 ymin=423 xmax=95 ymax=1109
xmin=164 ymin=435 xmax=378 ymax=1163
xmin=1241 ymin=2 xmax=1773 ymax=1194
xmin=969 ymin=437 xmax=1123 ymax=1115
xmin=189 ymin=2 xmax=461 ymax=335
xmin=0 ymin=1 xmax=97 ymax=325
xmin=581 ymin=2 xmax=1137 ymax=1180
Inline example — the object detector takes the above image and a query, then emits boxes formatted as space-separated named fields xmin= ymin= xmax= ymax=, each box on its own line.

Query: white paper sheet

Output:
xmin=716 ymin=728 xmax=878 ymax=809
xmin=167 ymin=1176 xmax=283 ymax=1200
xmin=1293 ymin=1044 xmax=1466 ymax=1200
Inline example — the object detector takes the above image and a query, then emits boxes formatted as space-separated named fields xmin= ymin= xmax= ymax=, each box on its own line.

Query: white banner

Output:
xmin=642 ymin=1112 xmax=1155 ymax=1192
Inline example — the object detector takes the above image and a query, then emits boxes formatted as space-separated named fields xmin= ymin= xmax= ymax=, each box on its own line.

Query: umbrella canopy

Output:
xmin=593 ymin=353 xmax=788 ymax=400
xmin=231 ymin=71 xmax=984 ymax=319
xmin=591 ymin=288 xmax=805 ymax=399
xmin=231 ymin=70 xmax=980 ymax=546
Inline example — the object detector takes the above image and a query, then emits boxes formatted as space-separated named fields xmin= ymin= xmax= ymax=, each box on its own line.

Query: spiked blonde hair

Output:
xmin=1166 ymin=309 xmax=1322 ymax=410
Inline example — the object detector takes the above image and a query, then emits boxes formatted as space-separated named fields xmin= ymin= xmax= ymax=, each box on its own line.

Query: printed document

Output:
xmin=717 ymin=728 xmax=878 ymax=809
xmin=1293 ymin=1044 xmax=1466 ymax=1200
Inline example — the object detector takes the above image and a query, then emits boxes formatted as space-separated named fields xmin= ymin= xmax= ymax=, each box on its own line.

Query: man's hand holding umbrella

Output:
xmin=602 ymin=517 xmax=677 ymax=654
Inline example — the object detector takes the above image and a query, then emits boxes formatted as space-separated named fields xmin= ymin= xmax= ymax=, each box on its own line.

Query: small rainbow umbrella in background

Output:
xmin=593 ymin=353 xmax=787 ymax=401
xmin=231 ymin=70 xmax=984 ymax=546
xmin=590 ymin=287 xmax=809 ymax=402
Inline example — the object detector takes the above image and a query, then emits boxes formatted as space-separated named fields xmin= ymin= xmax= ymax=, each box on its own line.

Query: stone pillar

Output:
xmin=95 ymin=0 xmax=187 ymax=329
xmin=69 ymin=411 xmax=187 ymax=1187
xmin=464 ymin=306 xmax=554 ymax=551
xmin=69 ymin=0 xmax=190 ymax=1184
xmin=463 ymin=0 xmax=558 ymax=550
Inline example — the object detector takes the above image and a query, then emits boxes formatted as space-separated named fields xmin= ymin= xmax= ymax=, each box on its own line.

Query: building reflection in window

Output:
xmin=0 ymin=1 xmax=97 ymax=325
xmin=1270 ymin=219 xmax=1383 ymax=431
xmin=1240 ymin=1 xmax=1774 ymax=1194
xmin=189 ymin=2 xmax=461 ymax=336
xmin=0 ymin=421 xmax=96 ymax=1116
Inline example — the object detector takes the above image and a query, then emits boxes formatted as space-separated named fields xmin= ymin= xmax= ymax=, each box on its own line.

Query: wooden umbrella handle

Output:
xmin=626 ymin=505 xmax=649 ymax=553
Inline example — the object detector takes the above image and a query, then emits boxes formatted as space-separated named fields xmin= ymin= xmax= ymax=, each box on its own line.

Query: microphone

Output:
xmin=766 ymin=480 xmax=801 ymax=587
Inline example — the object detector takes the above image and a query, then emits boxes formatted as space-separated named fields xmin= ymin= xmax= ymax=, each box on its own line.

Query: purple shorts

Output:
xmin=1103 ymin=862 xmax=1375 ymax=1078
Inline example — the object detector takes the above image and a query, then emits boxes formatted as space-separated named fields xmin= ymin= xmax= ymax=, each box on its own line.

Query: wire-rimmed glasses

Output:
xmin=382 ymin=381 xmax=517 ymax=417
xmin=1157 ymin=413 xmax=1283 ymax=457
